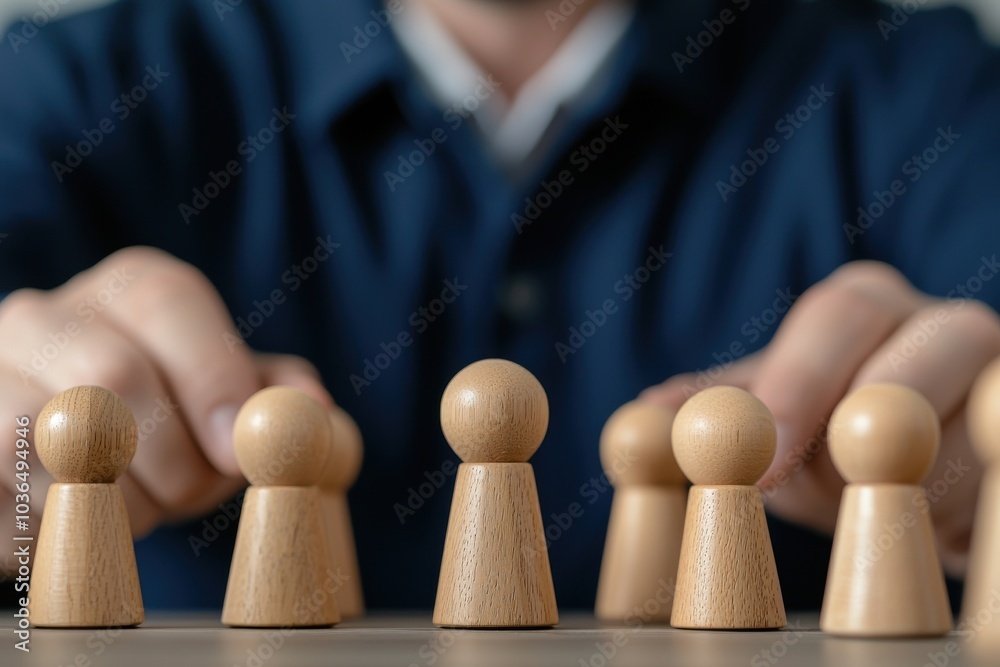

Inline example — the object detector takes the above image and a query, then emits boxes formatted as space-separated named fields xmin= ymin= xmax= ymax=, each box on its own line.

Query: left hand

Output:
xmin=642 ymin=260 xmax=1000 ymax=577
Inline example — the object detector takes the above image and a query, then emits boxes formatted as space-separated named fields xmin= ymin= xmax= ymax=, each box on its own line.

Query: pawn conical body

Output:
xmin=821 ymin=484 xmax=951 ymax=637
xmin=964 ymin=468 xmax=1000 ymax=642
xmin=223 ymin=487 xmax=339 ymax=627
xmin=320 ymin=490 xmax=364 ymax=619
xmin=434 ymin=463 xmax=557 ymax=628
xmin=671 ymin=485 xmax=785 ymax=629
xmin=596 ymin=486 xmax=686 ymax=622
xmin=29 ymin=484 xmax=143 ymax=627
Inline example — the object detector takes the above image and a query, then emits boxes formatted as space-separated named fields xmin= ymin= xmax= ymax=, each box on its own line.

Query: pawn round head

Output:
xmin=318 ymin=406 xmax=364 ymax=492
xmin=968 ymin=357 xmax=1000 ymax=466
xmin=440 ymin=359 xmax=548 ymax=463
xmin=600 ymin=401 xmax=685 ymax=487
xmin=828 ymin=383 xmax=939 ymax=484
xmin=672 ymin=386 xmax=776 ymax=485
xmin=233 ymin=386 xmax=330 ymax=486
xmin=35 ymin=386 xmax=138 ymax=483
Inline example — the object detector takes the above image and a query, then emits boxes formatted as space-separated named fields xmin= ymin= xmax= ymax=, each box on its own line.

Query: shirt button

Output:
xmin=499 ymin=272 xmax=546 ymax=324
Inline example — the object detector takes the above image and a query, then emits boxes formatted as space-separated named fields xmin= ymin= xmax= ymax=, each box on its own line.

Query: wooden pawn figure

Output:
xmin=820 ymin=383 xmax=952 ymax=637
xmin=318 ymin=406 xmax=365 ymax=619
xmin=222 ymin=387 xmax=340 ymax=627
xmin=670 ymin=386 xmax=786 ymax=630
xmin=963 ymin=359 xmax=1000 ymax=646
xmin=29 ymin=386 xmax=144 ymax=627
xmin=434 ymin=358 xmax=558 ymax=628
xmin=595 ymin=401 xmax=686 ymax=623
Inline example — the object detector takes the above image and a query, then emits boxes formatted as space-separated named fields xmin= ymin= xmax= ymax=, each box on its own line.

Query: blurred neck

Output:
xmin=421 ymin=0 xmax=610 ymax=97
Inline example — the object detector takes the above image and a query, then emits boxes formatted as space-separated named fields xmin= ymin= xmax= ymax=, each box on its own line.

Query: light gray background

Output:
xmin=1 ymin=0 xmax=1000 ymax=43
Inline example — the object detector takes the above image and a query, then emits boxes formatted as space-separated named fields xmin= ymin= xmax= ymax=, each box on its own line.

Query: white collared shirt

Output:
xmin=390 ymin=1 xmax=635 ymax=167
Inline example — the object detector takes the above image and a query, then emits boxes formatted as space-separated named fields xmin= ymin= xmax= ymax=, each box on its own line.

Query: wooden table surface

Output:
xmin=2 ymin=613 xmax=996 ymax=666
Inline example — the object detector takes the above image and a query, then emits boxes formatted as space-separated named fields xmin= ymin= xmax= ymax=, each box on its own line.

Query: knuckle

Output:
xmin=798 ymin=278 xmax=883 ymax=320
xmin=66 ymin=342 xmax=149 ymax=399
xmin=0 ymin=288 xmax=47 ymax=326
xmin=829 ymin=260 xmax=911 ymax=295
xmin=949 ymin=300 xmax=1000 ymax=354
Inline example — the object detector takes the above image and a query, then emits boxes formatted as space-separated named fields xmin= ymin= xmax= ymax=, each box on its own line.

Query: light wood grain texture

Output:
xmin=820 ymin=485 xmax=953 ymax=637
xmin=29 ymin=484 xmax=143 ymax=628
xmin=821 ymin=384 xmax=951 ymax=637
xmin=596 ymin=487 xmax=686 ymax=623
xmin=671 ymin=485 xmax=785 ymax=629
xmin=433 ymin=463 xmax=558 ymax=628
xmin=965 ymin=358 xmax=1000 ymax=645
xmin=670 ymin=386 xmax=785 ymax=630
xmin=30 ymin=386 xmax=143 ymax=628
xmin=222 ymin=387 xmax=339 ymax=628
xmin=671 ymin=386 xmax=776 ymax=486
xmin=439 ymin=358 xmax=548 ymax=463
xmin=319 ymin=407 xmax=365 ymax=619
xmin=596 ymin=401 xmax=686 ymax=622
xmin=434 ymin=359 xmax=557 ymax=628
xmin=222 ymin=487 xmax=339 ymax=627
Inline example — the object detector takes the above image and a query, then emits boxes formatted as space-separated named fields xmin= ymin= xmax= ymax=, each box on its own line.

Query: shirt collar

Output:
xmin=272 ymin=0 xmax=792 ymax=137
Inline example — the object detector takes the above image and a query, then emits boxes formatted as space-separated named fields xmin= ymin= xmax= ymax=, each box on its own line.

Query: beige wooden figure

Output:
xmin=670 ymin=386 xmax=786 ymax=630
xmin=222 ymin=387 xmax=339 ymax=628
xmin=965 ymin=358 xmax=1000 ymax=646
xmin=318 ymin=405 xmax=365 ymax=619
xmin=433 ymin=358 xmax=558 ymax=628
xmin=29 ymin=386 xmax=144 ymax=628
xmin=595 ymin=401 xmax=686 ymax=623
xmin=820 ymin=383 xmax=952 ymax=637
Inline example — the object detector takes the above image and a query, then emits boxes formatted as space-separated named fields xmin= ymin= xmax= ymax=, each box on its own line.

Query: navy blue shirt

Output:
xmin=2 ymin=0 xmax=999 ymax=609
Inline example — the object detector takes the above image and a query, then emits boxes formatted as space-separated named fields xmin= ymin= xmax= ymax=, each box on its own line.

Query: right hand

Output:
xmin=0 ymin=246 xmax=334 ymax=571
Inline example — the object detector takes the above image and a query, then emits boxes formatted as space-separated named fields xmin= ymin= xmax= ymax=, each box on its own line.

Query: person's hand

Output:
xmin=642 ymin=260 xmax=1000 ymax=576
xmin=0 ymin=247 xmax=334 ymax=554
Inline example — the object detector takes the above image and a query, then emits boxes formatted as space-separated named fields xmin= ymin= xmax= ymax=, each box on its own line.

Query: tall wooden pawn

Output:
xmin=595 ymin=401 xmax=686 ymax=623
xmin=318 ymin=406 xmax=365 ymax=619
xmin=222 ymin=387 xmax=340 ymax=627
xmin=670 ymin=386 xmax=786 ymax=630
xmin=433 ymin=359 xmax=558 ymax=628
xmin=29 ymin=386 xmax=144 ymax=627
xmin=820 ymin=383 xmax=952 ymax=637
xmin=964 ymin=358 xmax=1000 ymax=646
